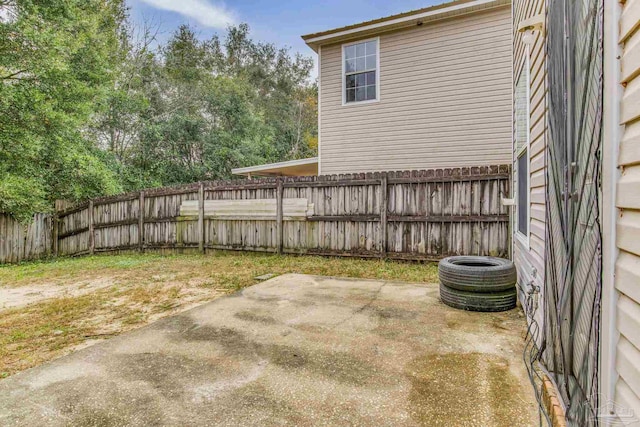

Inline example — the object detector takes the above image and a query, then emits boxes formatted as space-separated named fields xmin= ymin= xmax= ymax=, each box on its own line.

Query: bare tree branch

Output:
xmin=1 ymin=69 xmax=28 ymax=80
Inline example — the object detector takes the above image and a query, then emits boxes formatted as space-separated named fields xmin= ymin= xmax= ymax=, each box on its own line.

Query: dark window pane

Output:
xmin=345 ymin=59 xmax=355 ymax=73
xmin=356 ymin=73 xmax=366 ymax=87
xmin=356 ymin=87 xmax=366 ymax=102
xmin=345 ymin=45 xmax=356 ymax=60
xmin=365 ymin=71 xmax=376 ymax=86
xmin=346 ymin=75 xmax=356 ymax=89
xmin=366 ymin=40 xmax=377 ymax=55
xmin=366 ymin=85 xmax=376 ymax=100
xmin=517 ymin=152 xmax=528 ymax=235
xmin=356 ymin=57 xmax=366 ymax=72
xmin=366 ymin=55 xmax=376 ymax=70
xmin=356 ymin=43 xmax=366 ymax=57
xmin=346 ymin=88 xmax=356 ymax=103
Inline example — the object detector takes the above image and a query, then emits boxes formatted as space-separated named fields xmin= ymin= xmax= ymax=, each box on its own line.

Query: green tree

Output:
xmin=215 ymin=24 xmax=317 ymax=160
xmin=1 ymin=9 xmax=318 ymax=220
xmin=124 ymin=26 xmax=275 ymax=186
xmin=0 ymin=0 xmax=125 ymax=220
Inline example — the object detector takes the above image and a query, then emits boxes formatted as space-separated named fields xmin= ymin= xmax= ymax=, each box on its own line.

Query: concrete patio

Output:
xmin=0 ymin=274 xmax=537 ymax=426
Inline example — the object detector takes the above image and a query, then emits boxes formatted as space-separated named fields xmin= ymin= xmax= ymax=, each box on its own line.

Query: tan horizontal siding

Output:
xmin=322 ymin=124 xmax=513 ymax=141
xmin=618 ymin=166 xmax=640 ymax=209
xmin=618 ymin=295 xmax=640 ymax=351
xmin=322 ymin=67 xmax=512 ymax=95
xmin=619 ymin=120 xmax=640 ymax=166
xmin=531 ymin=168 xmax=545 ymax=188
xmin=621 ymin=77 xmax=640 ymax=124
xmin=617 ymin=210 xmax=640 ymax=256
xmin=318 ymin=6 xmax=512 ymax=174
xmin=616 ymin=337 xmax=640 ymax=401
xmin=321 ymin=103 xmax=510 ymax=126
xmin=621 ymin=31 xmax=640 ymax=83
xmin=620 ymin=0 xmax=640 ymax=42
xmin=616 ymin=378 xmax=640 ymax=423
xmin=512 ymin=0 xmax=546 ymax=335
xmin=615 ymin=0 xmax=640 ymax=411
xmin=321 ymin=64 xmax=512 ymax=102
xmin=321 ymin=136 xmax=513 ymax=153
xmin=616 ymin=251 xmax=640 ymax=304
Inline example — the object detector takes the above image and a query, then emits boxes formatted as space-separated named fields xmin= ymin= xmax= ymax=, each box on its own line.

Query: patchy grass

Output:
xmin=0 ymin=251 xmax=437 ymax=378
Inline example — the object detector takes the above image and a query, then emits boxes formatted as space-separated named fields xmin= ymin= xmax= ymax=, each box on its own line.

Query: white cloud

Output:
xmin=139 ymin=0 xmax=236 ymax=29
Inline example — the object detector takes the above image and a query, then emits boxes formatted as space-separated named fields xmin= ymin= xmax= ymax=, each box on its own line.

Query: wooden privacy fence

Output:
xmin=51 ymin=165 xmax=511 ymax=261
xmin=0 ymin=214 xmax=52 ymax=264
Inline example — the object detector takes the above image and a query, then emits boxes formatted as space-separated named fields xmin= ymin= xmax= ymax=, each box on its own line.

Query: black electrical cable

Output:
xmin=533 ymin=0 xmax=604 ymax=425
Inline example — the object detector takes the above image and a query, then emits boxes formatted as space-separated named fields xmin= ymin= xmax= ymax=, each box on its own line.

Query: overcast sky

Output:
xmin=127 ymin=0 xmax=445 ymax=79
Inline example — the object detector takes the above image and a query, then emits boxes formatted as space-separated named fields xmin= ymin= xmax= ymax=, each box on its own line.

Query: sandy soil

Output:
xmin=0 ymin=278 xmax=116 ymax=310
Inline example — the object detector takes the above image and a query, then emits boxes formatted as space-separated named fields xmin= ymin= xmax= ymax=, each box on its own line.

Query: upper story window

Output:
xmin=342 ymin=38 xmax=379 ymax=104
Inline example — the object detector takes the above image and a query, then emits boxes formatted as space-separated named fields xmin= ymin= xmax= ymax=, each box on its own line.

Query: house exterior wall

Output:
xmin=614 ymin=0 xmax=640 ymax=414
xmin=512 ymin=0 xmax=546 ymax=328
xmin=317 ymin=5 xmax=512 ymax=175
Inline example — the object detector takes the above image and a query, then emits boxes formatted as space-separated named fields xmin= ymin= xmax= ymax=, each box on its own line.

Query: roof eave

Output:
xmin=231 ymin=157 xmax=319 ymax=177
xmin=302 ymin=0 xmax=510 ymax=51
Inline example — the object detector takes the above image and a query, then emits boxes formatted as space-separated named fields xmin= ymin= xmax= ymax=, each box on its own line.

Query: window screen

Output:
xmin=514 ymin=67 xmax=529 ymax=153
xmin=514 ymin=60 xmax=529 ymax=238
xmin=344 ymin=40 xmax=377 ymax=103
xmin=517 ymin=152 xmax=528 ymax=236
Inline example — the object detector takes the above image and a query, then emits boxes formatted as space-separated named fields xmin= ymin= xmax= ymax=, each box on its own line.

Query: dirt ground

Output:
xmin=0 ymin=274 xmax=538 ymax=426
xmin=0 ymin=252 xmax=437 ymax=378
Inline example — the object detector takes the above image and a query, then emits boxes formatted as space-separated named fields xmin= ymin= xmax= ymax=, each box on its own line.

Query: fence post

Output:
xmin=88 ymin=200 xmax=94 ymax=255
xmin=198 ymin=183 xmax=205 ymax=254
xmin=380 ymin=173 xmax=388 ymax=258
xmin=52 ymin=213 xmax=59 ymax=257
xmin=276 ymin=178 xmax=283 ymax=254
xmin=138 ymin=191 xmax=145 ymax=252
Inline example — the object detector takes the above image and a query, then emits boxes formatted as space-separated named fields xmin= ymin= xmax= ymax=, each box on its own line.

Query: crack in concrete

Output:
xmin=330 ymin=281 xmax=388 ymax=330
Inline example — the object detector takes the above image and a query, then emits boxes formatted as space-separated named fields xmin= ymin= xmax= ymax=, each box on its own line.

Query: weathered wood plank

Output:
xmin=52 ymin=214 xmax=59 ymax=257
xmin=388 ymin=174 xmax=509 ymax=184
xmin=283 ymin=179 xmax=380 ymax=188
xmin=179 ymin=199 xmax=314 ymax=220
xmin=206 ymin=183 xmax=278 ymax=191
xmin=138 ymin=191 xmax=145 ymax=252
xmin=93 ymin=193 xmax=139 ymax=207
xmin=92 ymin=219 xmax=139 ymax=230
xmin=0 ymin=214 xmax=52 ymax=263
xmin=198 ymin=183 xmax=205 ymax=253
xmin=389 ymin=215 xmax=509 ymax=223
xmin=380 ymin=173 xmax=388 ymax=257
xmin=276 ymin=179 xmax=283 ymax=254
xmin=308 ymin=215 xmax=380 ymax=222
xmin=144 ymin=216 xmax=198 ymax=224
xmin=57 ymin=202 xmax=90 ymax=218
xmin=58 ymin=226 xmax=90 ymax=240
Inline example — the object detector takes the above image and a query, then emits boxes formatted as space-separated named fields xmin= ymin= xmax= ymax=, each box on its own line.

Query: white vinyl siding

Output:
xmin=615 ymin=0 xmax=640 ymax=414
xmin=512 ymin=0 xmax=546 ymax=332
xmin=318 ymin=6 xmax=512 ymax=174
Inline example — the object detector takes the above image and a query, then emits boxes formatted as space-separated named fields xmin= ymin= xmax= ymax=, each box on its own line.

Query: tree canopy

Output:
xmin=0 ymin=1 xmax=317 ymax=221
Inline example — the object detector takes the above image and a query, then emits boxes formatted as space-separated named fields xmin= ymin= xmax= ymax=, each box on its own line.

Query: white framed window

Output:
xmin=514 ymin=49 xmax=530 ymax=246
xmin=342 ymin=37 xmax=379 ymax=105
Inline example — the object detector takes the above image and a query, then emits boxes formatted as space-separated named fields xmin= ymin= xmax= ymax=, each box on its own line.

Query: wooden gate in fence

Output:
xmin=53 ymin=165 xmax=510 ymax=261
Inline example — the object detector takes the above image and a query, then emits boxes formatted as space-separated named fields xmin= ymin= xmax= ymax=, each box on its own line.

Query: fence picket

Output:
xmin=1 ymin=165 xmax=510 ymax=264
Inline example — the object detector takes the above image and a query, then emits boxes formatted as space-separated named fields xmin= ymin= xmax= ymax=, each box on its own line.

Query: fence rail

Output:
xmin=1 ymin=165 xmax=511 ymax=264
